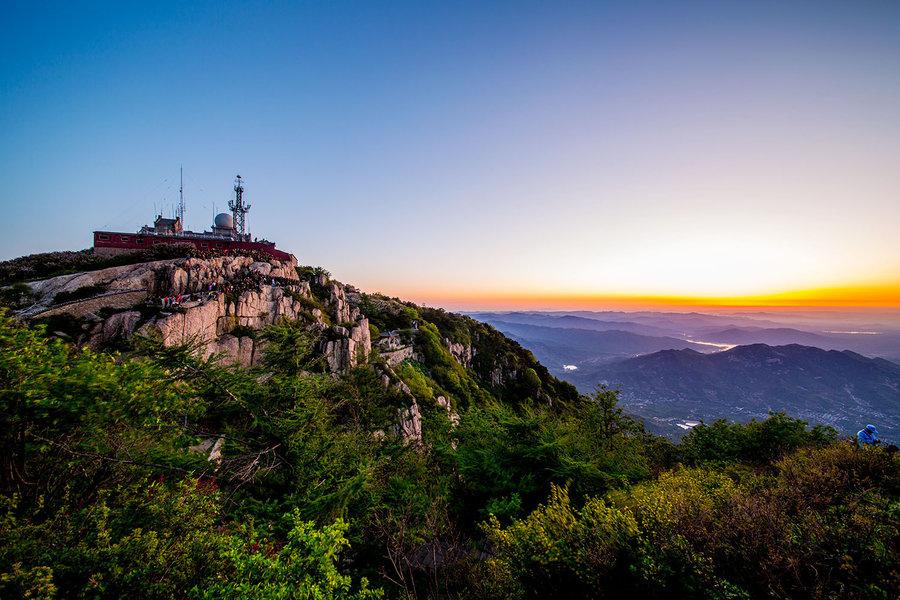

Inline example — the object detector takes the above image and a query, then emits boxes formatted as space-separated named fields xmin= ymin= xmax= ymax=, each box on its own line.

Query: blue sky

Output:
xmin=2 ymin=1 xmax=900 ymax=308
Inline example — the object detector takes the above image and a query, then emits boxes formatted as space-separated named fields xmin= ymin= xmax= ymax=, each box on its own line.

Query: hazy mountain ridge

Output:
xmin=474 ymin=318 xmax=717 ymax=370
xmin=470 ymin=311 xmax=900 ymax=438
xmin=579 ymin=344 xmax=900 ymax=438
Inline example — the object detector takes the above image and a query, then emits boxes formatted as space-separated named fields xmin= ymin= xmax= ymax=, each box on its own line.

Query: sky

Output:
xmin=2 ymin=1 xmax=899 ymax=310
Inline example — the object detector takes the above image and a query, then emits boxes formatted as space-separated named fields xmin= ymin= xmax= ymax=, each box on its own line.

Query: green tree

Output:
xmin=199 ymin=512 xmax=382 ymax=599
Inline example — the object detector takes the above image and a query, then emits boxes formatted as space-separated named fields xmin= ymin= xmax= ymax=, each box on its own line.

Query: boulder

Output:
xmin=249 ymin=262 xmax=272 ymax=277
xmin=445 ymin=339 xmax=474 ymax=368
xmin=91 ymin=310 xmax=142 ymax=347
xmin=329 ymin=283 xmax=351 ymax=324
xmin=437 ymin=395 xmax=460 ymax=427
xmin=398 ymin=401 xmax=423 ymax=445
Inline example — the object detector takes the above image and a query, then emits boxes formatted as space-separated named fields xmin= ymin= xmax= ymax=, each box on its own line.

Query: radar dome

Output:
xmin=214 ymin=213 xmax=234 ymax=229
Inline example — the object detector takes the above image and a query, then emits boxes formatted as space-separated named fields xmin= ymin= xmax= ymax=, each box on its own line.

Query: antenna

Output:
xmin=177 ymin=166 xmax=185 ymax=226
xmin=228 ymin=174 xmax=251 ymax=237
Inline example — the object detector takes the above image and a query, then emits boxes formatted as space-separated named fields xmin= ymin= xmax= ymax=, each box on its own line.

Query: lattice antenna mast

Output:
xmin=177 ymin=166 xmax=185 ymax=226
xmin=228 ymin=174 xmax=251 ymax=236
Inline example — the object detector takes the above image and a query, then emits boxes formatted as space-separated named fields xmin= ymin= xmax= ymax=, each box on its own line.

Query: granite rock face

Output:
xmin=397 ymin=401 xmax=423 ymax=446
xmin=131 ymin=256 xmax=305 ymax=366
xmin=321 ymin=318 xmax=372 ymax=372
xmin=91 ymin=310 xmax=142 ymax=347
xmin=21 ymin=259 xmax=180 ymax=318
xmin=445 ymin=339 xmax=474 ymax=368
xmin=328 ymin=282 xmax=351 ymax=324
xmin=37 ymin=254 xmax=379 ymax=374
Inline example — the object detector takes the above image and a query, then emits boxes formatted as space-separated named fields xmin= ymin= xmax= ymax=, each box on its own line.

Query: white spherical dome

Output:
xmin=214 ymin=213 xmax=234 ymax=229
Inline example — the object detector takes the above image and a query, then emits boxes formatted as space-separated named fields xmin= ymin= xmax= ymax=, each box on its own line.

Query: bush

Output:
xmin=680 ymin=412 xmax=839 ymax=466
xmin=200 ymin=513 xmax=382 ymax=599
xmin=396 ymin=361 xmax=435 ymax=399
xmin=0 ymin=282 xmax=37 ymax=309
xmin=482 ymin=443 xmax=899 ymax=599
xmin=479 ymin=485 xmax=638 ymax=599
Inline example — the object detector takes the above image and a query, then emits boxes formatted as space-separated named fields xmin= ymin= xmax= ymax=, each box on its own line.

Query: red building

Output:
xmin=93 ymin=175 xmax=293 ymax=262
xmin=92 ymin=228 xmax=292 ymax=261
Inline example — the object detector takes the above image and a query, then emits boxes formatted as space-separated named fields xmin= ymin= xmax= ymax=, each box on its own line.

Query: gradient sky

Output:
xmin=2 ymin=1 xmax=899 ymax=309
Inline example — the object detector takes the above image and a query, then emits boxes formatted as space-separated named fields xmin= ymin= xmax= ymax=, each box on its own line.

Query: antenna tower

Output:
xmin=228 ymin=174 xmax=251 ymax=236
xmin=177 ymin=166 xmax=185 ymax=225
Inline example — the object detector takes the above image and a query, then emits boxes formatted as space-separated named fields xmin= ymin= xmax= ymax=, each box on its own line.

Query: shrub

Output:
xmin=479 ymin=485 xmax=638 ymax=599
xmin=680 ymin=412 xmax=838 ymax=466
xmin=199 ymin=512 xmax=382 ymax=599
xmin=396 ymin=361 xmax=435 ymax=400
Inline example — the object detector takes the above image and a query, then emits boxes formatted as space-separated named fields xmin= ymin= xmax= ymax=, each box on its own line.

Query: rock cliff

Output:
xmin=22 ymin=254 xmax=370 ymax=373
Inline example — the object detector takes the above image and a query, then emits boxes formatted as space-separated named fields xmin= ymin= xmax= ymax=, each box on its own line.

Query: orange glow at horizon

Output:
xmin=388 ymin=281 xmax=900 ymax=312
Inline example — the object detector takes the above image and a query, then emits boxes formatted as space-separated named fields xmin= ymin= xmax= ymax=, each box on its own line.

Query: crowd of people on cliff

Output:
xmin=155 ymin=272 xmax=301 ymax=311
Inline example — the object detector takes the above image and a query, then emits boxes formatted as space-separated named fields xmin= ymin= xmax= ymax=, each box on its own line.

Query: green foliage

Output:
xmin=51 ymin=283 xmax=108 ymax=304
xmin=680 ymin=412 xmax=839 ymax=466
xmin=414 ymin=321 xmax=486 ymax=407
xmin=199 ymin=513 xmax=382 ymax=599
xmin=295 ymin=265 xmax=331 ymax=282
xmin=0 ymin=282 xmax=37 ymax=309
xmin=522 ymin=367 xmax=541 ymax=393
xmin=479 ymin=484 xmax=638 ymax=599
xmin=227 ymin=324 xmax=258 ymax=339
xmin=259 ymin=319 xmax=324 ymax=372
xmin=0 ymin=297 xmax=896 ymax=599
xmin=395 ymin=361 xmax=434 ymax=399
xmin=0 ymin=561 xmax=56 ymax=599
xmin=455 ymin=388 xmax=652 ymax=522
xmin=485 ymin=444 xmax=899 ymax=599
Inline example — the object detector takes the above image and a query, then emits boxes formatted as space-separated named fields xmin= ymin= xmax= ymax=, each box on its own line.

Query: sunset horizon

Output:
xmin=373 ymin=281 xmax=900 ymax=313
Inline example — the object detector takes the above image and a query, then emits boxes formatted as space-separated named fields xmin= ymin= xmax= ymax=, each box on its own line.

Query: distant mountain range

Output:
xmin=697 ymin=327 xmax=831 ymax=347
xmin=471 ymin=319 xmax=717 ymax=370
xmin=469 ymin=310 xmax=900 ymax=363
xmin=467 ymin=312 xmax=676 ymax=337
xmin=469 ymin=311 xmax=900 ymax=438
xmin=577 ymin=344 xmax=900 ymax=439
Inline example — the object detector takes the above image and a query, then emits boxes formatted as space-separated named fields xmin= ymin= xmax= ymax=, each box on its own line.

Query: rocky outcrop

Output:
xmin=21 ymin=254 xmax=367 ymax=373
xmin=445 ymin=339 xmax=474 ymax=368
xmin=109 ymin=256 xmax=315 ymax=366
xmin=90 ymin=310 xmax=142 ymax=348
xmin=397 ymin=401 xmax=423 ymax=446
xmin=436 ymin=395 xmax=460 ymax=427
xmin=189 ymin=436 xmax=225 ymax=466
xmin=21 ymin=259 xmax=179 ymax=318
xmin=207 ymin=335 xmax=265 ymax=368
xmin=328 ymin=282 xmax=351 ymax=324
xmin=144 ymin=296 xmax=225 ymax=347
xmin=21 ymin=254 xmax=381 ymax=374
xmin=322 ymin=318 xmax=372 ymax=373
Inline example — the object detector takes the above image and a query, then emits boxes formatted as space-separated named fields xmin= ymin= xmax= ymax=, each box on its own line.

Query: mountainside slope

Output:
xmin=5 ymin=249 xmax=579 ymax=441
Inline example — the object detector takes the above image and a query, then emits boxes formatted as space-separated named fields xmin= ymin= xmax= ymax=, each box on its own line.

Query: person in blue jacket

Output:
xmin=857 ymin=424 xmax=880 ymax=447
